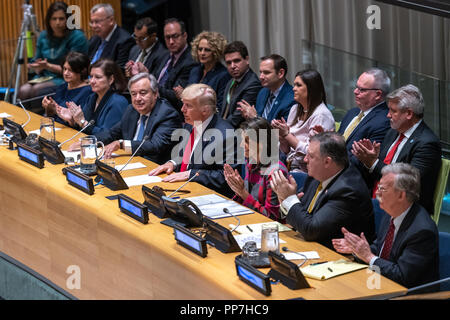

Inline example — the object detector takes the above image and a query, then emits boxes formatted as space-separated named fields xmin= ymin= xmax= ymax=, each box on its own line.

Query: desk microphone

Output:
xmin=118 ymin=135 xmax=149 ymax=173
xmin=17 ymin=100 xmax=31 ymax=129
xmin=58 ymin=120 xmax=95 ymax=148
xmin=223 ymin=207 xmax=240 ymax=233
xmin=167 ymin=171 xmax=200 ymax=198
xmin=282 ymin=246 xmax=308 ymax=267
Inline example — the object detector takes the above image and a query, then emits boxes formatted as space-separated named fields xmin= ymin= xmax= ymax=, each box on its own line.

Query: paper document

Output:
xmin=283 ymin=251 xmax=320 ymax=260
xmin=0 ymin=113 xmax=12 ymax=118
xmin=300 ymin=259 xmax=367 ymax=280
xmin=233 ymin=233 xmax=286 ymax=250
xmin=232 ymin=222 xmax=291 ymax=235
xmin=114 ymin=162 xmax=146 ymax=171
xmin=62 ymin=150 xmax=80 ymax=162
xmin=186 ymin=194 xmax=253 ymax=219
xmin=124 ymin=174 xmax=162 ymax=187
xmin=29 ymin=127 xmax=62 ymax=135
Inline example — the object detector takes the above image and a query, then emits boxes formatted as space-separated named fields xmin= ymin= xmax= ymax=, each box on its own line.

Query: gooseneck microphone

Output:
xmin=223 ymin=207 xmax=240 ymax=233
xmin=167 ymin=172 xmax=200 ymax=197
xmin=118 ymin=135 xmax=149 ymax=173
xmin=58 ymin=120 xmax=95 ymax=148
xmin=17 ymin=100 xmax=31 ymax=129
xmin=282 ymin=246 xmax=308 ymax=267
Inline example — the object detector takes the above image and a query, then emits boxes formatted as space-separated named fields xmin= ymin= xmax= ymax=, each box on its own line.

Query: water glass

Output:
xmin=80 ymin=135 xmax=104 ymax=174
xmin=40 ymin=117 xmax=55 ymax=142
xmin=260 ymin=223 xmax=279 ymax=254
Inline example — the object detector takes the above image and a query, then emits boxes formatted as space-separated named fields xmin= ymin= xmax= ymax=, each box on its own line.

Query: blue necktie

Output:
xmin=136 ymin=115 xmax=148 ymax=141
xmin=158 ymin=56 xmax=173 ymax=87
xmin=92 ymin=40 xmax=106 ymax=64
xmin=262 ymin=93 xmax=275 ymax=119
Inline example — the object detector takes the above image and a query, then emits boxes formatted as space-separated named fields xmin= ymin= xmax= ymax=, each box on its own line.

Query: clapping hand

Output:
xmin=351 ymin=139 xmax=380 ymax=167
xmin=224 ymin=164 xmax=248 ymax=200
xmin=237 ymin=100 xmax=257 ymax=119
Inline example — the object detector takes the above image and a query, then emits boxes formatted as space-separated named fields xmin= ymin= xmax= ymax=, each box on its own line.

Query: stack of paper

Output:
xmin=186 ymin=194 xmax=253 ymax=219
xmin=300 ymin=259 xmax=367 ymax=280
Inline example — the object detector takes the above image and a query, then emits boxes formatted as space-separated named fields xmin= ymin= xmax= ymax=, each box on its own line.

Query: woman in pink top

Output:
xmin=272 ymin=69 xmax=335 ymax=172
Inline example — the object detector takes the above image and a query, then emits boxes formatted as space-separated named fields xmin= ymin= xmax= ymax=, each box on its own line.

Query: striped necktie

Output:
xmin=136 ymin=115 xmax=148 ymax=141
xmin=262 ymin=93 xmax=275 ymax=119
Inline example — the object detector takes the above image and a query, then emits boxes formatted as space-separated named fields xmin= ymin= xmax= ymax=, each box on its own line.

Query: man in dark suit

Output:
xmin=95 ymin=73 xmax=181 ymax=165
xmin=237 ymin=54 xmax=295 ymax=122
xmin=332 ymin=163 xmax=439 ymax=291
xmin=153 ymin=18 xmax=197 ymax=111
xmin=220 ymin=41 xmax=262 ymax=128
xmin=148 ymin=83 xmax=235 ymax=197
xmin=88 ymin=4 xmax=135 ymax=70
xmin=352 ymin=84 xmax=442 ymax=215
xmin=339 ymin=69 xmax=391 ymax=167
xmin=125 ymin=17 xmax=168 ymax=78
xmin=270 ymin=132 xmax=375 ymax=249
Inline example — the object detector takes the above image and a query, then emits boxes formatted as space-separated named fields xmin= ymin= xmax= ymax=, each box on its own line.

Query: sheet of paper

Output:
xmin=186 ymin=194 xmax=253 ymax=219
xmin=114 ymin=162 xmax=146 ymax=171
xmin=123 ymin=174 xmax=162 ymax=187
xmin=300 ymin=259 xmax=367 ymax=280
xmin=29 ymin=127 xmax=62 ymax=135
xmin=233 ymin=233 xmax=286 ymax=250
xmin=0 ymin=113 xmax=12 ymax=118
xmin=232 ymin=222 xmax=292 ymax=235
xmin=283 ymin=251 xmax=320 ymax=260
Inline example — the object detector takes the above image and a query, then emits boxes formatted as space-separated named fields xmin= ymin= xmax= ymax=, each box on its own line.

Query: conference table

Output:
xmin=0 ymin=101 xmax=406 ymax=300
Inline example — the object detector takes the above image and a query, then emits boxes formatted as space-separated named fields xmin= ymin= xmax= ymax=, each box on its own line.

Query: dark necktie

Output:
xmin=380 ymin=219 xmax=395 ymax=260
xmin=222 ymin=79 xmax=237 ymax=119
xmin=136 ymin=115 xmax=148 ymax=141
xmin=262 ymin=93 xmax=275 ymax=119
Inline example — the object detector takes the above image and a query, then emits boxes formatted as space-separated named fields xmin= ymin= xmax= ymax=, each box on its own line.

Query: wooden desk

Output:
xmin=0 ymin=102 xmax=406 ymax=299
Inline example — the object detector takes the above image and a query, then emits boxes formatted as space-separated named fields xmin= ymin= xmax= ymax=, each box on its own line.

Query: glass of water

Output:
xmin=40 ymin=117 xmax=55 ymax=142
xmin=80 ymin=135 xmax=104 ymax=174
xmin=260 ymin=223 xmax=279 ymax=254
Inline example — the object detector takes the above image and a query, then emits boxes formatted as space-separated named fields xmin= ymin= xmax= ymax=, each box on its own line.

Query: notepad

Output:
xmin=300 ymin=259 xmax=367 ymax=280
xmin=123 ymin=175 xmax=162 ymax=187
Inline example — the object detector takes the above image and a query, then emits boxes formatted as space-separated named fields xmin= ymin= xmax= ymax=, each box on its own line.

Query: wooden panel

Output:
xmin=0 ymin=0 xmax=122 ymax=88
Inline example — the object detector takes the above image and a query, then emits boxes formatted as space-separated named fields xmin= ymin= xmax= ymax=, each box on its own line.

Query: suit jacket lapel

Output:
xmin=256 ymin=89 xmax=269 ymax=116
xmin=395 ymin=122 xmax=424 ymax=162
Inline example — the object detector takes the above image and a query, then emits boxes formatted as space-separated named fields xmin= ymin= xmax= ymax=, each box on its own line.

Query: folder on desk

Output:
xmin=300 ymin=259 xmax=367 ymax=280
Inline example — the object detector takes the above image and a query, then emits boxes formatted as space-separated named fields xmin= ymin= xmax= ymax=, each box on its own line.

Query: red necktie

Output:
xmin=180 ymin=128 xmax=196 ymax=172
xmin=380 ymin=219 xmax=395 ymax=260
xmin=373 ymin=133 xmax=406 ymax=198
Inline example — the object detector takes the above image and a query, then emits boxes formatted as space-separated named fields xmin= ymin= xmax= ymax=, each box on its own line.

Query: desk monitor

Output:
xmin=173 ymin=224 xmax=207 ymax=258
xmin=161 ymin=196 xmax=203 ymax=228
xmin=3 ymin=118 xmax=27 ymax=143
xmin=16 ymin=142 xmax=44 ymax=169
xmin=38 ymin=136 xmax=65 ymax=164
xmin=118 ymin=194 xmax=148 ymax=224
xmin=268 ymin=251 xmax=310 ymax=290
xmin=204 ymin=217 xmax=241 ymax=253
xmin=64 ymin=166 xmax=94 ymax=195
xmin=235 ymin=256 xmax=271 ymax=296
xmin=141 ymin=185 xmax=168 ymax=219
xmin=95 ymin=159 xmax=128 ymax=191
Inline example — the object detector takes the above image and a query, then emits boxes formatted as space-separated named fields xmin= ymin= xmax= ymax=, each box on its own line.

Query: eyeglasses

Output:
xmin=164 ymin=33 xmax=182 ymax=41
xmin=132 ymin=34 xmax=149 ymax=42
xmin=354 ymin=86 xmax=381 ymax=93
xmin=89 ymin=16 xmax=112 ymax=26
xmin=377 ymin=184 xmax=388 ymax=193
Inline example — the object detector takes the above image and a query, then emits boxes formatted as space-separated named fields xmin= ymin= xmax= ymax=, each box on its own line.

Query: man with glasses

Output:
xmin=337 ymin=69 xmax=391 ymax=181
xmin=153 ymin=18 xmax=197 ymax=112
xmin=125 ymin=17 xmax=168 ymax=78
xmin=351 ymin=84 xmax=441 ymax=216
xmin=332 ymin=163 xmax=439 ymax=291
xmin=88 ymin=3 xmax=134 ymax=70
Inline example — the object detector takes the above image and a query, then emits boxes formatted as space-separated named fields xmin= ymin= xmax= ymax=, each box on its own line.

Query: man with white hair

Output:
xmin=149 ymin=83 xmax=235 ymax=196
xmin=332 ymin=163 xmax=439 ymax=291
xmin=352 ymin=84 xmax=441 ymax=215
xmin=88 ymin=3 xmax=134 ymax=69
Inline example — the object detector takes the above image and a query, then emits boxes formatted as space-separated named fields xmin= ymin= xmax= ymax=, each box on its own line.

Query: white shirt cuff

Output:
xmin=369 ymin=159 xmax=379 ymax=173
xmin=281 ymin=194 xmax=301 ymax=214
xmin=369 ymin=256 xmax=379 ymax=268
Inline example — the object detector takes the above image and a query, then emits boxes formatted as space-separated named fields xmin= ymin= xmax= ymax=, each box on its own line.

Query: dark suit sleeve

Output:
xmin=373 ymin=229 xmax=438 ymax=288
xmin=116 ymin=37 xmax=135 ymax=70
xmin=227 ymin=83 xmax=262 ymax=128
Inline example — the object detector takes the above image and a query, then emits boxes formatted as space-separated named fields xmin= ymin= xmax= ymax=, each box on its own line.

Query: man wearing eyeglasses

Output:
xmin=125 ymin=17 xmax=168 ymax=79
xmin=88 ymin=4 xmax=134 ymax=70
xmin=153 ymin=18 xmax=197 ymax=112
xmin=337 ymin=69 xmax=391 ymax=180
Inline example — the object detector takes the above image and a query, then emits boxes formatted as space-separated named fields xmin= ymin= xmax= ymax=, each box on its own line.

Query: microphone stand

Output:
xmin=5 ymin=1 xmax=40 ymax=105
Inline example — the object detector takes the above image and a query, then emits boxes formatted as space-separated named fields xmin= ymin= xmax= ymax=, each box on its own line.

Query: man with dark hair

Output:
xmin=238 ymin=54 xmax=295 ymax=122
xmin=333 ymin=163 xmax=439 ymax=291
xmin=270 ymin=132 xmax=375 ymax=249
xmin=88 ymin=3 xmax=135 ymax=70
xmin=352 ymin=84 xmax=442 ymax=215
xmin=125 ymin=17 xmax=168 ymax=78
xmin=220 ymin=41 xmax=262 ymax=128
xmin=152 ymin=18 xmax=197 ymax=111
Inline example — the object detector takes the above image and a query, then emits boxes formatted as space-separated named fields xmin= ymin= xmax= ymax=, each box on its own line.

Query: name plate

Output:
xmin=17 ymin=143 xmax=44 ymax=169
xmin=118 ymin=194 xmax=148 ymax=224
xmin=204 ymin=217 xmax=240 ymax=253
xmin=173 ymin=224 xmax=207 ymax=258
xmin=235 ymin=257 xmax=271 ymax=296
xmin=64 ymin=167 xmax=94 ymax=195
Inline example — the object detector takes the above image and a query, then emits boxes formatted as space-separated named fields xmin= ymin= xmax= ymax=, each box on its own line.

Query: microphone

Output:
xmin=118 ymin=135 xmax=149 ymax=173
xmin=17 ymin=100 xmax=31 ymax=129
xmin=167 ymin=172 xmax=200 ymax=197
xmin=223 ymin=207 xmax=240 ymax=233
xmin=58 ymin=120 xmax=95 ymax=148
xmin=282 ymin=246 xmax=308 ymax=267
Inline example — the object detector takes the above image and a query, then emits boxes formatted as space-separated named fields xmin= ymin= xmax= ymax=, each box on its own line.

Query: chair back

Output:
xmin=432 ymin=158 xmax=450 ymax=224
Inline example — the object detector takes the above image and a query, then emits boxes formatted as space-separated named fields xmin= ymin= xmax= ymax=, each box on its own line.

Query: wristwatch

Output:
xmin=80 ymin=119 xmax=86 ymax=126
xmin=119 ymin=139 xmax=124 ymax=149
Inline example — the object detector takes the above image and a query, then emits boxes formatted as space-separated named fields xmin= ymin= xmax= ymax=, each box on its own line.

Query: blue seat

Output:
xmin=289 ymin=171 xmax=308 ymax=192
xmin=439 ymin=232 xmax=450 ymax=291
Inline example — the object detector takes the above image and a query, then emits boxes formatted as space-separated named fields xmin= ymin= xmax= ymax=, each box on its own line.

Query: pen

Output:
xmin=246 ymin=225 xmax=253 ymax=232
xmin=310 ymin=261 xmax=328 ymax=266
xmin=328 ymin=267 xmax=333 ymax=272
